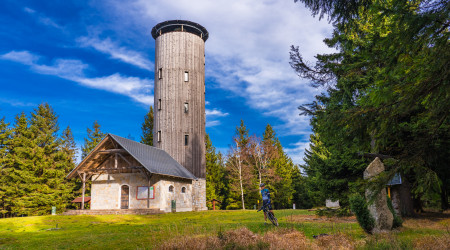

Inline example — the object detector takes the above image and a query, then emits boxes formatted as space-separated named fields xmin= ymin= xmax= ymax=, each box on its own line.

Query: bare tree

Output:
xmin=248 ymin=135 xmax=278 ymax=186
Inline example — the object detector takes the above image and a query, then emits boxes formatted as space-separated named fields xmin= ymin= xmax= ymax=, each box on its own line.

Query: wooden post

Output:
xmin=388 ymin=186 xmax=391 ymax=198
xmin=213 ymin=200 xmax=216 ymax=211
xmin=81 ymin=172 xmax=86 ymax=210
xmin=147 ymin=179 xmax=151 ymax=209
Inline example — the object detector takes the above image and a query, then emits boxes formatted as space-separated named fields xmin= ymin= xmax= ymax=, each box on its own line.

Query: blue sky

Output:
xmin=0 ymin=0 xmax=334 ymax=164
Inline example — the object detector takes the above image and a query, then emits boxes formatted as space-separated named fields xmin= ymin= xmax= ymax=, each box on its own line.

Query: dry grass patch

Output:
xmin=413 ymin=235 xmax=450 ymax=250
xmin=402 ymin=215 xmax=450 ymax=231
xmin=288 ymin=214 xmax=357 ymax=223
xmin=159 ymin=227 xmax=357 ymax=250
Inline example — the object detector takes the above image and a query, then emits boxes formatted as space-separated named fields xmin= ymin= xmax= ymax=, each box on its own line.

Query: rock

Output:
xmin=364 ymin=157 xmax=393 ymax=233
xmin=326 ymin=199 xmax=340 ymax=208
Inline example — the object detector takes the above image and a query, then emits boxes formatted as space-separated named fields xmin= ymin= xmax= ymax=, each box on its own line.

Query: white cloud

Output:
xmin=0 ymin=98 xmax=35 ymax=107
xmin=205 ymin=108 xmax=228 ymax=127
xmin=285 ymin=140 xmax=311 ymax=165
xmin=0 ymin=50 xmax=40 ymax=65
xmin=75 ymin=74 xmax=153 ymax=105
xmin=23 ymin=6 xmax=61 ymax=29
xmin=78 ymin=36 xmax=154 ymax=71
xmin=23 ymin=7 xmax=36 ymax=14
xmin=112 ymin=0 xmax=334 ymax=161
xmin=1 ymin=50 xmax=153 ymax=105
xmin=206 ymin=108 xmax=229 ymax=117
xmin=206 ymin=120 xmax=221 ymax=127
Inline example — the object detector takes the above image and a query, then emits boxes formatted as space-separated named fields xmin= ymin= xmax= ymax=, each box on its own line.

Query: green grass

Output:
xmin=0 ymin=210 xmax=448 ymax=249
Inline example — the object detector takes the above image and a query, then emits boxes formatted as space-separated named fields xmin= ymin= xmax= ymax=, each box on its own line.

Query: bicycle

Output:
xmin=257 ymin=203 xmax=278 ymax=226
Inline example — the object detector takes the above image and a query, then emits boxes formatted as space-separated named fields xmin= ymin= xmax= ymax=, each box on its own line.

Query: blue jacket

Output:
xmin=261 ymin=188 xmax=271 ymax=203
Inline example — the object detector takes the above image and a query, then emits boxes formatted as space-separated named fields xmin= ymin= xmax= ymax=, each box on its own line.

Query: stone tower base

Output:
xmin=192 ymin=179 xmax=207 ymax=211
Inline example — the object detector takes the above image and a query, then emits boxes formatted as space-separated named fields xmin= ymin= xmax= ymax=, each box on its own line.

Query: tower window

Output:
xmin=184 ymin=102 xmax=189 ymax=113
xmin=169 ymin=185 xmax=174 ymax=192
xmin=158 ymin=68 xmax=162 ymax=79
xmin=158 ymin=99 xmax=161 ymax=110
xmin=181 ymin=187 xmax=186 ymax=193
xmin=157 ymin=131 xmax=161 ymax=142
xmin=184 ymin=134 xmax=189 ymax=146
xmin=184 ymin=71 xmax=189 ymax=82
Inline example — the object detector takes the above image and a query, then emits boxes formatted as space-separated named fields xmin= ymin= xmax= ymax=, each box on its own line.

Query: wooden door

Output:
xmin=121 ymin=185 xmax=129 ymax=209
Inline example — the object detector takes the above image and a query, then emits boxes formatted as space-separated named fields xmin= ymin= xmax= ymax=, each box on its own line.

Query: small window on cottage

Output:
xmin=169 ymin=185 xmax=174 ymax=192
xmin=158 ymin=99 xmax=161 ymax=110
xmin=158 ymin=68 xmax=162 ymax=79
xmin=184 ymin=134 xmax=189 ymax=146
xmin=157 ymin=131 xmax=161 ymax=142
xmin=184 ymin=71 xmax=189 ymax=82
xmin=184 ymin=102 xmax=189 ymax=113
xmin=181 ymin=187 xmax=186 ymax=193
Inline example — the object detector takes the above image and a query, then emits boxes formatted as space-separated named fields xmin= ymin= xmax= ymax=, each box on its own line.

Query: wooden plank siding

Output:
xmin=154 ymin=31 xmax=206 ymax=178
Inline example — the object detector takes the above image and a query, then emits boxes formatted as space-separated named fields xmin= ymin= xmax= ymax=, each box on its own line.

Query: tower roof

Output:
xmin=151 ymin=20 xmax=209 ymax=41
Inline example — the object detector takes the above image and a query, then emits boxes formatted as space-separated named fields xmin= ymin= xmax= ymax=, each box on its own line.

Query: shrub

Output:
xmin=349 ymin=193 xmax=375 ymax=234
xmin=315 ymin=207 xmax=352 ymax=217
xmin=387 ymin=196 xmax=403 ymax=228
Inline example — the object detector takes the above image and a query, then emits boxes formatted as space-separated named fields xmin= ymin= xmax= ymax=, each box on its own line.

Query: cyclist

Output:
xmin=259 ymin=183 xmax=274 ymax=223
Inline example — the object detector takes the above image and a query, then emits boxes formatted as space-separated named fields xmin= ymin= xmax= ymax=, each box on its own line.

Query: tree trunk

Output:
xmin=398 ymin=177 xmax=415 ymax=217
xmin=441 ymin=180 xmax=448 ymax=210
xmin=239 ymin=161 xmax=245 ymax=210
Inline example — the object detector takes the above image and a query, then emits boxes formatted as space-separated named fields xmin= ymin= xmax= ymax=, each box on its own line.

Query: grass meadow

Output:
xmin=0 ymin=209 xmax=448 ymax=249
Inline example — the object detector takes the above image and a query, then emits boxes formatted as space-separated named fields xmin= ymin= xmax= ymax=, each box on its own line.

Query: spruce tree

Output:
xmin=0 ymin=117 xmax=11 ymax=217
xmin=141 ymin=106 xmax=154 ymax=146
xmin=3 ymin=112 xmax=33 ymax=216
xmin=205 ymin=134 xmax=227 ymax=209
xmin=81 ymin=121 xmax=105 ymax=159
xmin=26 ymin=103 xmax=74 ymax=215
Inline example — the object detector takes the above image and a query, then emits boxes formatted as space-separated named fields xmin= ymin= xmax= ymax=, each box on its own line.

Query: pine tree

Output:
xmin=81 ymin=121 xmax=105 ymax=159
xmin=141 ymin=106 xmax=153 ymax=146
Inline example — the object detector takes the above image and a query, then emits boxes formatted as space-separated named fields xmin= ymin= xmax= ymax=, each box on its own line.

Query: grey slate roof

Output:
xmin=109 ymin=134 xmax=196 ymax=180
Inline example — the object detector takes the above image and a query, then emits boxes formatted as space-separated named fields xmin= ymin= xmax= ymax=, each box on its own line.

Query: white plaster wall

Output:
xmin=91 ymin=173 xmax=159 ymax=210
xmin=91 ymin=173 xmax=194 ymax=212
xmin=159 ymin=177 xmax=193 ymax=212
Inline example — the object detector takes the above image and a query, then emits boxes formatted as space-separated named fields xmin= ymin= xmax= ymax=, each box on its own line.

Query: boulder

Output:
xmin=364 ymin=157 xmax=393 ymax=233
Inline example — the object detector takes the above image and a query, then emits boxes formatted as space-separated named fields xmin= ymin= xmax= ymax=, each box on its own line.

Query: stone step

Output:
xmin=63 ymin=209 xmax=164 ymax=215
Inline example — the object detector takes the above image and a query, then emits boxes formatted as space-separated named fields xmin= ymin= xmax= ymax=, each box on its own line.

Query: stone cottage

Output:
xmin=66 ymin=134 xmax=206 ymax=212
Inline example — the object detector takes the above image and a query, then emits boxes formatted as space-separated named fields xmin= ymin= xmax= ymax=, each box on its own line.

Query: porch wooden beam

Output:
xmin=117 ymin=153 xmax=133 ymax=167
xmin=81 ymin=172 xmax=86 ymax=210
xmin=98 ymin=149 xmax=127 ymax=154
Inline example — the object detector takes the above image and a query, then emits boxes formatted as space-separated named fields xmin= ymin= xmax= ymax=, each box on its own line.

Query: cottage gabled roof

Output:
xmin=67 ymin=134 xmax=196 ymax=180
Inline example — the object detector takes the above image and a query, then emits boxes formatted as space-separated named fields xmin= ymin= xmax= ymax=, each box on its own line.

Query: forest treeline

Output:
xmin=291 ymin=0 xmax=449 ymax=212
xmin=0 ymin=104 xmax=311 ymax=217
xmin=204 ymin=120 xmax=311 ymax=210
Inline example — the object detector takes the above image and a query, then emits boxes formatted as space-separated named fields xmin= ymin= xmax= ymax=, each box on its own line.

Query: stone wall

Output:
xmin=91 ymin=173 xmax=195 ymax=212
xmin=157 ymin=176 xmax=193 ymax=212
xmin=192 ymin=178 xmax=207 ymax=211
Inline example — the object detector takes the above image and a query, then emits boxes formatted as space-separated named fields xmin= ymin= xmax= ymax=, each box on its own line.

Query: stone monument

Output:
xmin=364 ymin=157 xmax=393 ymax=233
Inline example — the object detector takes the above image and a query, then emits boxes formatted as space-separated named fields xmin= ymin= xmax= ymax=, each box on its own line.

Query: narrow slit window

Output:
xmin=184 ymin=71 xmax=189 ymax=82
xmin=158 ymin=68 xmax=162 ymax=79
xmin=158 ymin=99 xmax=161 ymax=110
xmin=184 ymin=102 xmax=189 ymax=113
xmin=184 ymin=134 xmax=189 ymax=146
xmin=157 ymin=131 xmax=161 ymax=142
